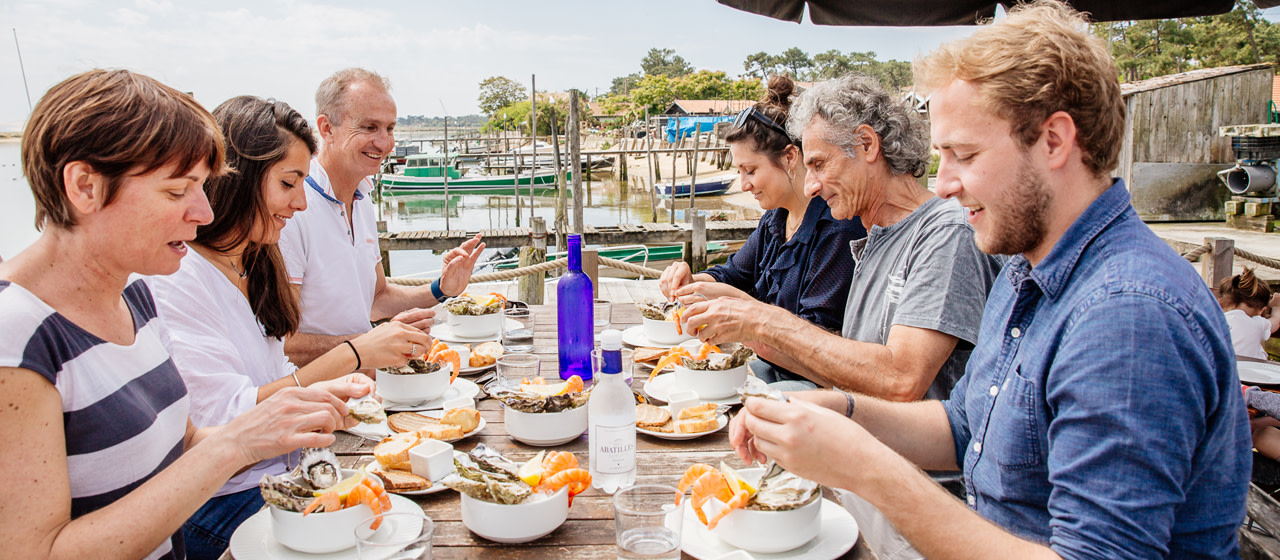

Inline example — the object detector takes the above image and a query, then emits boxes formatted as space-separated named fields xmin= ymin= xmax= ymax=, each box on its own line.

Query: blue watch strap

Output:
xmin=430 ymin=278 xmax=447 ymax=301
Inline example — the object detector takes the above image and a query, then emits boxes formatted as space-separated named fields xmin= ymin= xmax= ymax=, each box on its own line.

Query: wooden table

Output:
xmin=231 ymin=304 xmax=873 ymax=559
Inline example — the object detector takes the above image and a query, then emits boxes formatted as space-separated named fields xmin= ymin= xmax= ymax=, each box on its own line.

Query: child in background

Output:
xmin=1219 ymin=267 xmax=1280 ymax=359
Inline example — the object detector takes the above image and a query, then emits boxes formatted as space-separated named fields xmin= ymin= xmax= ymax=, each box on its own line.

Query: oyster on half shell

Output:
xmin=258 ymin=473 xmax=315 ymax=513
xmin=346 ymin=394 xmax=385 ymax=424
xmin=748 ymin=462 xmax=821 ymax=512
xmin=490 ymin=389 xmax=591 ymax=413
xmin=636 ymin=298 xmax=682 ymax=321
xmin=298 ymin=447 xmax=342 ymax=490
xmin=681 ymin=344 xmax=755 ymax=371
xmin=443 ymin=444 xmax=533 ymax=504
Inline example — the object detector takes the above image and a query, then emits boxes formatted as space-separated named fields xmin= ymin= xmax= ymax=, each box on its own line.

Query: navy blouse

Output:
xmin=705 ymin=197 xmax=866 ymax=380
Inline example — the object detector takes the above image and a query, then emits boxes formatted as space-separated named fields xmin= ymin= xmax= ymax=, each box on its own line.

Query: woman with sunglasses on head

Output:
xmin=145 ymin=96 xmax=432 ymax=559
xmin=0 ymin=70 xmax=361 ymax=560
xmin=659 ymin=75 xmax=866 ymax=389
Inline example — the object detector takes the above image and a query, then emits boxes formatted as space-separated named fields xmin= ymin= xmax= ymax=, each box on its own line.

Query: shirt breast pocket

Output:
xmin=990 ymin=365 xmax=1046 ymax=471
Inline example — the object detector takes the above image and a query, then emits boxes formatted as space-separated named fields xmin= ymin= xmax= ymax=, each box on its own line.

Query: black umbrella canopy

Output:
xmin=716 ymin=0 xmax=1276 ymax=26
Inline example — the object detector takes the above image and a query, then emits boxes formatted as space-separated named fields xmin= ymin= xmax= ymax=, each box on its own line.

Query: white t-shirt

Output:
xmin=1225 ymin=308 xmax=1272 ymax=360
xmin=146 ymin=250 xmax=297 ymax=495
xmin=277 ymin=159 xmax=381 ymax=336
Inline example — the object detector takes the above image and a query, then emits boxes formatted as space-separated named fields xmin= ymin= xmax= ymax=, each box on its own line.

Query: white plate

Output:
xmin=677 ymin=499 xmax=859 ymax=560
xmin=1240 ymin=360 xmax=1280 ymax=385
xmin=363 ymin=462 xmax=453 ymax=496
xmin=431 ymin=319 xmax=523 ymax=343
xmin=228 ymin=494 xmax=422 ymax=560
xmin=644 ymin=373 xmax=742 ymax=406
xmin=636 ymin=408 xmax=728 ymax=440
xmin=622 ymin=325 xmax=696 ymax=349
xmin=379 ymin=378 xmax=480 ymax=412
xmin=345 ymin=410 xmax=486 ymax=442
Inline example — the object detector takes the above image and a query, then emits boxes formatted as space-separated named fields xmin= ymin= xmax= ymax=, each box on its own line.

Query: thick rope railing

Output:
xmin=386 ymin=256 xmax=663 ymax=286
xmin=1181 ymin=243 xmax=1211 ymax=262
xmin=1176 ymin=241 xmax=1280 ymax=271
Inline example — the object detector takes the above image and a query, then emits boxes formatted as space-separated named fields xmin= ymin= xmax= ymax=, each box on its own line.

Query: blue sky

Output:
xmin=2 ymin=1 xmax=1279 ymax=131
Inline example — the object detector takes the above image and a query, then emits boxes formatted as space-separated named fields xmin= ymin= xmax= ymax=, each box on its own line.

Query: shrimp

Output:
xmin=541 ymin=451 xmax=579 ymax=478
xmin=539 ymin=468 xmax=591 ymax=506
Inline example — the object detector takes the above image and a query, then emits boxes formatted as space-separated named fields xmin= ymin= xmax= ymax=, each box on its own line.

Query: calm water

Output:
xmin=0 ymin=141 xmax=758 ymax=275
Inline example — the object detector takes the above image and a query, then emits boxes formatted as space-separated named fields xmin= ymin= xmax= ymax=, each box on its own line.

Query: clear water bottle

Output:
xmin=557 ymin=234 xmax=594 ymax=381
xmin=589 ymin=329 xmax=636 ymax=493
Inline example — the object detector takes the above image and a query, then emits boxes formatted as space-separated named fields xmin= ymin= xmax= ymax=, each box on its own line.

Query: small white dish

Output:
xmin=363 ymin=462 xmax=452 ymax=496
xmin=229 ymin=493 xmax=420 ymax=560
xmin=643 ymin=317 xmax=695 ymax=345
xmin=1239 ymin=361 xmax=1280 ymax=385
xmin=505 ymin=404 xmax=589 ymax=446
xmin=667 ymin=390 xmax=700 ymax=419
xmin=460 ymin=485 xmax=570 ymax=543
xmin=409 ymin=439 xmax=455 ymax=482
xmin=379 ymin=377 xmax=480 ymax=412
xmin=676 ymin=498 xmax=858 ymax=560
xmin=644 ymin=373 xmax=743 ymax=406
xmin=432 ymin=319 xmax=523 ymax=343
xmin=636 ymin=407 xmax=728 ymax=440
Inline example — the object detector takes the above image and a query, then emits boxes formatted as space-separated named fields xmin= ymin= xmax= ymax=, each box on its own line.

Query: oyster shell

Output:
xmin=388 ymin=358 xmax=443 ymax=376
xmin=468 ymin=443 xmax=521 ymax=479
xmin=258 ymin=473 xmax=315 ymax=512
xmin=637 ymin=298 xmax=682 ymax=321
xmin=491 ymin=389 xmax=590 ymax=413
xmin=346 ymin=394 xmax=385 ymax=424
xmin=443 ymin=444 xmax=534 ymax=504
xmin=748 ymin=462 xmax=820 ymax=511
xmin=680 ymin=343 xmax=755 ymax=371
xmin=299 ymin=447 xmax=342 ymax=490
xmin=445 ymin=294 xmax=503 ymax=316
xmin=442 ymin=472 xmax=533 ymax=505
xmin=737 ymin=376 xmax=789 ymax=402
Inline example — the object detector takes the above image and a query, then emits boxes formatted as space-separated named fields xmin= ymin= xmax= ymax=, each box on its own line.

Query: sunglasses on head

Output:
xmin=733 ymin=107 xmax=791 ymax=140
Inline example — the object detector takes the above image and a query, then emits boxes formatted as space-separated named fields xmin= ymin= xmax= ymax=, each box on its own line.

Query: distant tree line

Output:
xmin=397 ymin=114 xmax=486 ymax=128
xmin=1095 ymin=1 xmax=1280 ymax=82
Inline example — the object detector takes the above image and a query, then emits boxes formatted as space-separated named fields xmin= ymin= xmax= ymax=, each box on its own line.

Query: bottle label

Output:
xmin=592 ymin=423 xmax=636 ymax=474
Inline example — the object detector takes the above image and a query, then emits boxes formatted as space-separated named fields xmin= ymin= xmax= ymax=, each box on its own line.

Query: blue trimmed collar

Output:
xmin=305 ymin=175 xmax=365 ymax=204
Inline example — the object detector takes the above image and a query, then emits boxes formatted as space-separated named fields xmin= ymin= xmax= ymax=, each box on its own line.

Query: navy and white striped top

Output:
xmin=0 ymin=280 xmax=190 ymax=560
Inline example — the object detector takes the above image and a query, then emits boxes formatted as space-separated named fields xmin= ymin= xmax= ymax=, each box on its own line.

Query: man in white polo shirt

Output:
xmin=279 ymin=68 xmax=484 ymax=367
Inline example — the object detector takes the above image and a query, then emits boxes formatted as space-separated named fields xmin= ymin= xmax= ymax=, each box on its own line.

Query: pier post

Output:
xmin=519 ymin=217 xmax=547 ymax=305
xmin=646 ymin=110 xmax=658 ymax=222
xmin=689 ymin=124 xmax=701 ymax=211
xmin=569 ymin=89 xmax=584 ymax=233
xmin=378 ymin=220 xmax=390 ymax=276
xmin=583 ymin=248 xmax=600 ymax=299
xmin=686 ymin=212 xmax=707 ymax=272
xmin=1203 ymin=237 xmax=1235 ymax=295
xmin=670 ymin=116 xmax=679 ymax=224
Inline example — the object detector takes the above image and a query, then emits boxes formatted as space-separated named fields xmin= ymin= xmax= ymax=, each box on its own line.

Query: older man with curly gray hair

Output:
xmin=680 ymin=73 xmax=1000 ymax=403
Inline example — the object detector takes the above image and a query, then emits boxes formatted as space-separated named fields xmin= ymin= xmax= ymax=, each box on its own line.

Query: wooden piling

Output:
xmin=1203 ymin=237 xmax=1235 ymax=296
xmin=646 ymin=110 xmax=658 ymax=222
xmin=582 ymin=247 xmax=600 ymax=299
xmin=670 ymin=116 xmax=679 ymax=225
xmin=689 ymin=123 xmax=701 ymax=211
xmin=519 ymin=218 xmax=547 ymax=304
xmin=690 ymin=212 xmax=707 ymax=272
xmin=569 ymin=90 xmax=584 ymax=233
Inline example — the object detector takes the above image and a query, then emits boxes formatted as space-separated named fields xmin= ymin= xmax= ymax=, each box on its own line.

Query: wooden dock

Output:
xmin=378 ymin=220 xmax=760 ymax=252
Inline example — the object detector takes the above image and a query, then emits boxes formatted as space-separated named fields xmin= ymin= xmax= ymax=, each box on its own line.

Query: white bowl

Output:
xmin=672 ymin=355 xmax=749 ymax=399
xmin=460 ymin=485 xmax=569 ymax=543
xmin=378 ymin=364 xmax=452 ymax=403
xmin=711 ymin=468 xmax=821 ymax=553
xmin=642 ymin=317 xmax=693 ymax=345
xmin=269 ymin=469 xmax=377 ymax=554
xmin=505 ymin=404 xmax=588 ymax=446
xmin=450 ymin=312 xmax=503 ymax=338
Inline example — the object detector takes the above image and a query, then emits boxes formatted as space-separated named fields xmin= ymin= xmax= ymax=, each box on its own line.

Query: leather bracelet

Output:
xmin=344 ymin=340 xmax=362 ymax=370
xmin=843 ymin=391 xmax=856 ymax=418
xmin=290 ymin=371 xmax=302 ymax=387
xmin=430 ymin=277 xmax=447 ymax=301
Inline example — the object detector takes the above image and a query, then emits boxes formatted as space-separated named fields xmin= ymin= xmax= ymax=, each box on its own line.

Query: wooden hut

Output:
xmin=1117 ymin=63 xmax=1273 ymax=221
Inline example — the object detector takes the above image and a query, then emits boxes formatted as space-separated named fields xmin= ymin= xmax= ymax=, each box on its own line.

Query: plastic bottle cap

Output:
xmin=600 ymin=329 xmax=623 ymax=350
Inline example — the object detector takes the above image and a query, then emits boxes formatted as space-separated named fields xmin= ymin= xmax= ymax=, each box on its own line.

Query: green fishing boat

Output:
xmin=380 ymin=153 xmax=567 ymax=195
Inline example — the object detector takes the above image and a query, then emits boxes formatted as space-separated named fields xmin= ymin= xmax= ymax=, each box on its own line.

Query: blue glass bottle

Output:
xmin=558 ymin=234 xmax=594 ymax=381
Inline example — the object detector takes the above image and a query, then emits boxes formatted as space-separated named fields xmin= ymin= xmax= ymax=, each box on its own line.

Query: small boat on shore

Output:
xmin=656 ymin=173 xmax=738 ymax=198
xmin=380 ymin=153 xmax=567 ymax=195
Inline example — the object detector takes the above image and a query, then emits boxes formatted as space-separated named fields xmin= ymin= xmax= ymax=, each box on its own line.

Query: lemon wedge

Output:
xmin=313 ymin=471 xmax=366 ymax=498
xmin=720 ymin=462 xmax=757 ymax=497
xmin=519 ymin=451 xmax=547 ymax=486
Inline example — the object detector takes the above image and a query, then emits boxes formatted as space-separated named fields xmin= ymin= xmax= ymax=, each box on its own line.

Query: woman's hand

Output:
xmin=218 ymin=387 xmax=351 ymax=465
xmin=350 ymin=321 xmax=434 ymax=370
xmin=311 ymin=372 xmax=376 ymax=402
xmin=659 ymin=262 xmax=695 ymax=300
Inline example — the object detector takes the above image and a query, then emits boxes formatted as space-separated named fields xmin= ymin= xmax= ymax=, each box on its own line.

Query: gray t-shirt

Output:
xmin=842 ymin=197 xmax=1002 ymax=400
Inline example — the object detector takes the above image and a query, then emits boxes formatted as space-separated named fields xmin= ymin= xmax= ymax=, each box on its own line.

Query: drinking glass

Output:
xmin=496 ymin=353 xmax=542 ymax=388
xmin=502 ymin=308 xmax=535 ymax=352
xmin=614 ymin=484 xmax=683 ymax=560
xmin=594 ymin=299 xmax=612 ymax=330
xmin=354 ymin=512 xmax=434 ymax=559
xmin=592 ymin=347 xmax=634 ymax=386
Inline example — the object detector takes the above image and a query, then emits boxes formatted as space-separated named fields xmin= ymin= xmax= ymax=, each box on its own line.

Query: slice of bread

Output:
xmin=441 ymin=408 xmax=481 ymax=433
xmin=677 ymin=403 xmax=718 ymax=420
xmin=416 ymin=423 xmax=465 ymax=441
xmin=470 ymin=341 xmax=504 ymax=368
xmin=388 ymin=412 xmax=444 ymax=434
xmin=636 ymin=403 xmax=671 ymax=427
xmin=633 ymin=347 xmax=668 ymax=364
xmin=374 ymin=432 xmax=420 ymax=468
xmin=676 ymin=417 xmax=720 ymax=433
xmin=368 ymin=463 xmax=431 ymax=492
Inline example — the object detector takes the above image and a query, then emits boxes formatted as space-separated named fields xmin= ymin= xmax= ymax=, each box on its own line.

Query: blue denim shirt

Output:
xmin=943 ymin=180 xmax=1250 ymax=559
